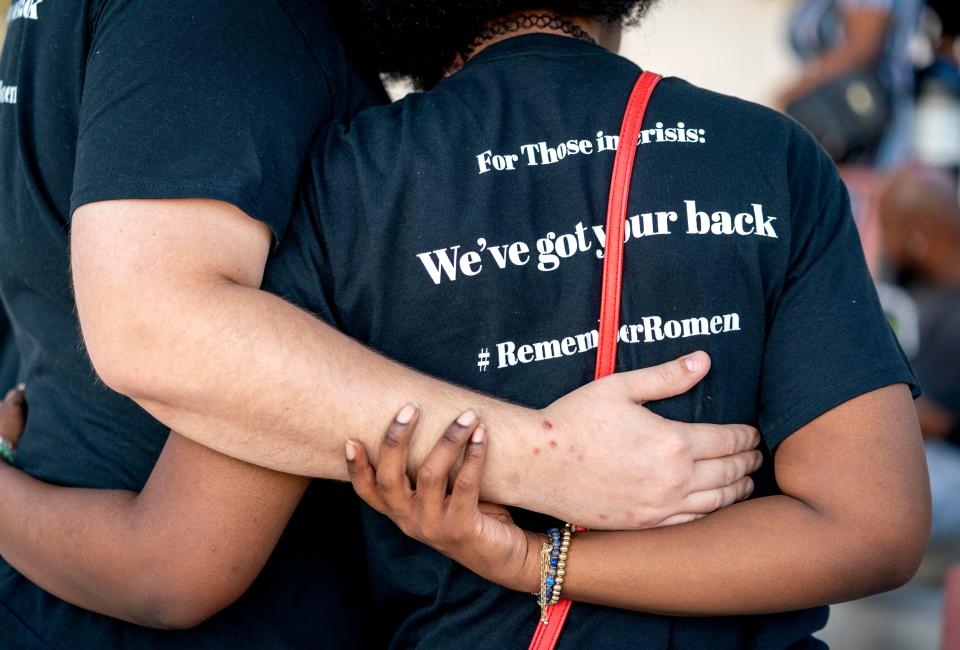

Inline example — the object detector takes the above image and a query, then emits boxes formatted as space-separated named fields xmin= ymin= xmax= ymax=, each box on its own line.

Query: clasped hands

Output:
xmin=346 ymin=351 xmax=762 ymax=593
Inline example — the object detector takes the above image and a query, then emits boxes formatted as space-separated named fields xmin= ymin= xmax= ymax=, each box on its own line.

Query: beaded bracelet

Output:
xmin=537 ymin=523 xmax=574 ymax=623
xmin=551 ymin=525 xmax=572 ymax=606
xmin=0 ymin=437 xmax=15 ymax=467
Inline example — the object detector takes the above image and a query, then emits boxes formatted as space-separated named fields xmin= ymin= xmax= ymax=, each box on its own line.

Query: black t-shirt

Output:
xmin=0 ymin=1 xmax=385 ymax=647
xmin=266 ymin=35 xmax=918 ymax=649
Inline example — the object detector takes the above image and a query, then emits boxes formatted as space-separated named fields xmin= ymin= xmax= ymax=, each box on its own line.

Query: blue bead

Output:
xmin=551 ymin=560 xmax=559 ymax=567
xmin=546 ymin=578 xmax=555 ymax=586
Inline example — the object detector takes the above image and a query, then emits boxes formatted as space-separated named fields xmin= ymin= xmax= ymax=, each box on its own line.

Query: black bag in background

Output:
xmin=786 ymin=70 xmax=892 ymax=163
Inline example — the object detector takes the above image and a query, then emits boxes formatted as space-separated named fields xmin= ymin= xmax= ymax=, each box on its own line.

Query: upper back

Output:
xmin=267 ymin=32 xmax=912 ymax=648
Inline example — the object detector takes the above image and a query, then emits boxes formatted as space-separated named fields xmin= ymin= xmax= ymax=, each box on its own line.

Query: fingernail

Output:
xmin=395 ymin=403 xmax=418 ymax=425
xmin=457 ymin=410 xmax=478 ymax=427
xmin=15 ymin=384 xmax=25 ymax=392
xmin=345 ymin=440 xmax=357 ymax=461
xmin=683 ymin=354 xmax=702 ymax=372
xmin=472 ymin=425 xmax=486 ymax=444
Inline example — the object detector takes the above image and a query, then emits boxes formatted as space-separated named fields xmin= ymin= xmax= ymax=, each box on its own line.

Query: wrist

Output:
xmin=479 ymin=402 xmax=545 ymax=509
xmin=502 ymin=530 xmax=544 ymax=594
xmin=0 ymin=437 xmax=15 ymax=467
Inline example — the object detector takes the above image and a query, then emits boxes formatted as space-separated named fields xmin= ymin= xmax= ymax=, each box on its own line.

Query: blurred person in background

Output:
xmin=780 ymin=0 xmax=923 ymax=169
xmin=914 ymin=0 xmax=960 ymax=178
xmin=879 ymin=168 xmax=960 ymax=543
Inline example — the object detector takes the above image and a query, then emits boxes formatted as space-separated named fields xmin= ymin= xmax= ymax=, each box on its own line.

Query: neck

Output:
xmin=447 ymin=12 xmax=620 ymax=77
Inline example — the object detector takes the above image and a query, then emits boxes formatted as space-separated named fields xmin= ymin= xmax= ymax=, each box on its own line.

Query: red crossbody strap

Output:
xmin=528 ymin=70 xmax=662 ymax=650
xmin=594 ymin=70 xmax=662 ymax=379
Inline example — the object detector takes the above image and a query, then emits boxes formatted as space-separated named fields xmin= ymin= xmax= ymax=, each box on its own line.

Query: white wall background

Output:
xmin=621 ymin=0 xmax=800 ymax=105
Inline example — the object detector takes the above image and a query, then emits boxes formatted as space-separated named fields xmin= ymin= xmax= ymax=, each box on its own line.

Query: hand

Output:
xmin=346 ymin=407 xmax=540 ymax=593
xmin=529 ymin=352 xmax=761 ymax=530
xmin=0 ymin=385 xmax=26 ymax=451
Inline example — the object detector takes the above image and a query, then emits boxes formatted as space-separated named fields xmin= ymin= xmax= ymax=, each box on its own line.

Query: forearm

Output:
xmin=114 ymin=279 xmax=536 ymax=503
xmin=0 ymin=431 xmax=312 ymax=629
xmin=0 ymin=463 xmax=158 ymax=625
xmin=782 ymin=9 xmax=889 ymax=104
xmin=72 ymin=200 xmax=534 ymax=501
xmin=73 ymin=201 xmax=766 ymax=530
xmin=559 ymin=495 xmax=912 ymax=616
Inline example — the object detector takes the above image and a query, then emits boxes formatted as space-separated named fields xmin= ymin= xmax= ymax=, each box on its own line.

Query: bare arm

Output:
xmin=780 ymin=7 xmax=891 ymax=106
xmin=0 ymin=406 xmax=306 ymax=629
xmin=70 ymin=198 xmax=761 ymax=530
xmin=351 ymin=384 xmax=930 ymax=614
xmin=556 ymin=385 xmax=930 ymax=614
xmin=71 ymin=200 xmax=532 ymax=485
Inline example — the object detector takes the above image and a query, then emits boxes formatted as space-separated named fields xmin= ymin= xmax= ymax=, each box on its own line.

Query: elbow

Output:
xmin=144 ymin=603 xmax=224 ymax=632
xmin=78 ymin=287 xmax=180 ymax=404
xmin=118 ymin=536 xmax=259 ymax=630
xmin=132 ymin=578 xmax=249 ymax=631
xmin=83 ymin=334 xmax=146 ymax=401
xmin=868 ymin=537 xmax=927 ymax=593
xmin=859 ymin=506 xmax=931 ymax=594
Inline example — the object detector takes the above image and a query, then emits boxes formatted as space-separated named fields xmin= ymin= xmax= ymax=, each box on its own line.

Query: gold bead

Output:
xmin=556 ymin=577 xmax=564 ymax=585
xmin=557 ymin=569 xmax=565 ymax=577
xmin=559 ymin=552 xmax=567 ymax=561
xmin=561 ymin=542 xmax=569 ymax=550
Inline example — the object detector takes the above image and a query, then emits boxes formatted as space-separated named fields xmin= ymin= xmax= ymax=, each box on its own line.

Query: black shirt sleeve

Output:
xmin=758 ymin=126 xmax=919 ymax=451
xmin=260 ymin=148 xmax=339 ymax=324
xmin=70 ymin=0 xmax=366 ymax=239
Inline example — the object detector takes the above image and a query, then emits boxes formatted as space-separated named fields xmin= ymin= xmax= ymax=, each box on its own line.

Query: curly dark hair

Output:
xmin=358 ymin=1 xmax=657 ymax=88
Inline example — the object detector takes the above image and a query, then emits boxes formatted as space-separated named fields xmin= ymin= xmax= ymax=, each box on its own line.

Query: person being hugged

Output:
xmin=275 ymin=1 xmax=928 ymax=647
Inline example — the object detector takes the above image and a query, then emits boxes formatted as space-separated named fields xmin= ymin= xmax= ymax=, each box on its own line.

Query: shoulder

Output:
xmin=657 ymin=77 xmax=803 ymax=146
xmin=655 ymin=77 xmax=833 ymax=194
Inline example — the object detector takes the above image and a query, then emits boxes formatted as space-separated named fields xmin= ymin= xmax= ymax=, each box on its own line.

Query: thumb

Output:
xmin=5 ymin=385 xmax=25 ymax=407
xmin=0 ymin=386 xmax=26 ymax=441
xmin=616 ymin=351 xmax=711 ymax=403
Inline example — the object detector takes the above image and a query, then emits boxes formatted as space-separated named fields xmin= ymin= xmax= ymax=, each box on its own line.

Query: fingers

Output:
xmin=0 ymin=385 xmax=26 ymax=441
xmin=345 ymin=440 xmax=389 ymax=515
xmin=3 ymin=385 xmax=24 ymax=407
xmin=688 ymin=450 xmax=763 ymax=492
xmin=448 ymin=425 xmax=487 ymax=522
xmin=687 ymin=422 xmax=761 ymax=459
xmin=658 ymin=513 xmax=706 ymax=527
xmin=375 ymin=403 xmax=419 ymax=509
xmin=416 ymin=410 xmax=479 ymax=523
xmin=680 ymin=475 xmax=755 ymax=515
xmin=616 ymin=351 xmax=711 ymax=403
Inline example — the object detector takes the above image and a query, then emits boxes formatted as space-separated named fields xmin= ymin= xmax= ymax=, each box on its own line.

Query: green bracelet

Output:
xmin=0 ymin=437 xmax=15 ymax=467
